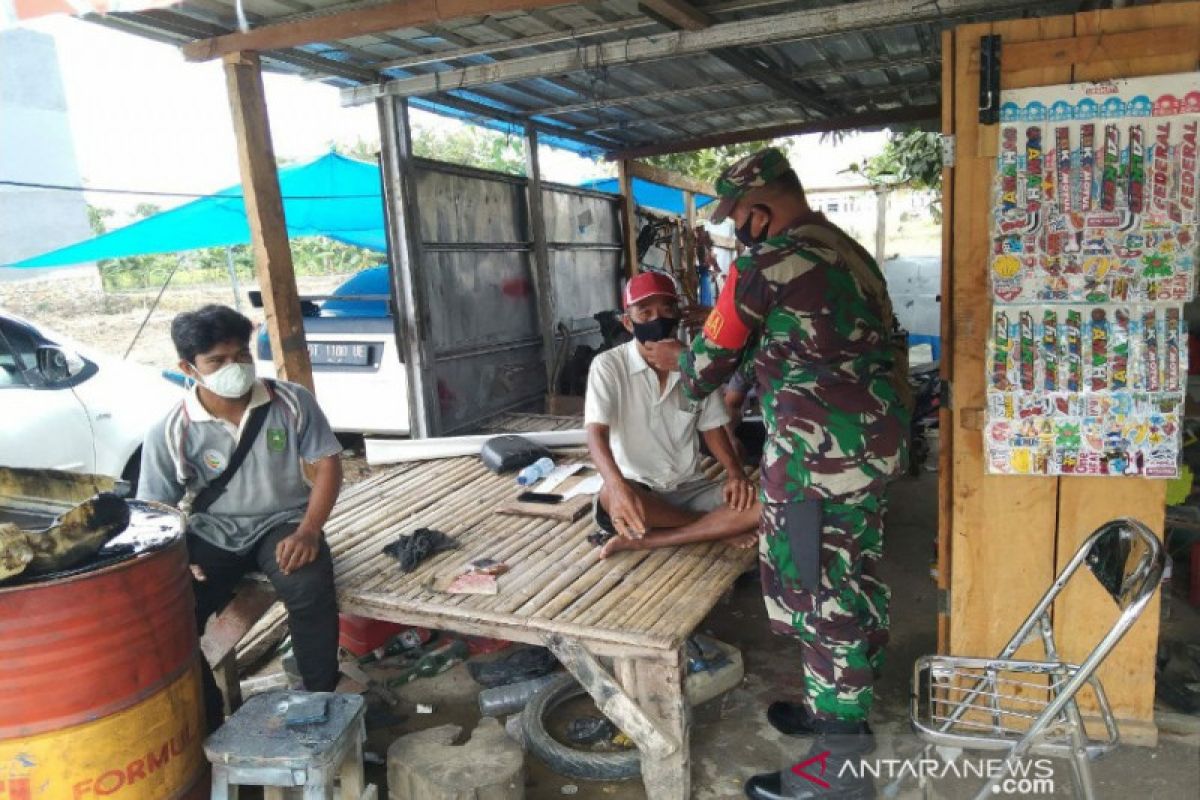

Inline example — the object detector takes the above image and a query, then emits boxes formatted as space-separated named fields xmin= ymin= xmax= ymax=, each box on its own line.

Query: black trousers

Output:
xmin=189 ymin=523 xmax=340 ymax=732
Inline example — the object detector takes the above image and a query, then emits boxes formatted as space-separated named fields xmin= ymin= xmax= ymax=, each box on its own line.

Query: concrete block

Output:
xmin=387 ymin=718 xmax=524 ymax=800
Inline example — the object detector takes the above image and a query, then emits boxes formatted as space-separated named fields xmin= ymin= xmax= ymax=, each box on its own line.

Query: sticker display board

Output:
xmin=986 ymin=72 xmax=1200 ymax=477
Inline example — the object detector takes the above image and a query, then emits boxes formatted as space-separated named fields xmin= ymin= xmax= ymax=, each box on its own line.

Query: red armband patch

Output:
xmin=703 ymin=266 xmax=751 ymax=349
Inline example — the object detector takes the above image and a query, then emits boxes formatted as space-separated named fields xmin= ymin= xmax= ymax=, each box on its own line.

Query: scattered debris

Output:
xmin=479 ymin=674 xmax=562 ymax=717
xmin=381 ymin=528 xmax=458 ymax=573
xmin=565 ymin=716 xmax=617 ymax=745
xmin=469 ymin=646 xmax=558 ymax=688
xmin=561 ymin=784 xmax=579 ymax=795
xmin=444 ymin=571 xmax=498 ymax=595
xmin=385 ymin=639 xmax=469 ymax=688
xmin=416 ymin=703 xmax=434 ymax=715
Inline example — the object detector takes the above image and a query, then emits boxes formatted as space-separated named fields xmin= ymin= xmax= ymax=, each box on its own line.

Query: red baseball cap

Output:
xmin=623 ymin=271 xmax=678 ymax=308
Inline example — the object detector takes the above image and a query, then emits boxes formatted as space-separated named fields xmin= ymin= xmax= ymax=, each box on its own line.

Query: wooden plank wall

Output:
xmin=945 ymin=2 xmax=1200 ymax=732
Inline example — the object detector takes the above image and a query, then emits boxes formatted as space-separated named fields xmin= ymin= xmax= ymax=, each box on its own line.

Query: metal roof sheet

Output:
xmin=91 ymin=0 xmax=1078 ymax=156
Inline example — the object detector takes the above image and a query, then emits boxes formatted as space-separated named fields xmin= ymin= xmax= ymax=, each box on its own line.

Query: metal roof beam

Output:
xmin=181 ymin=0 xmax=572 ymax=62
xmin=534 ymin=53 xmax=938 ymax=118
xmin=342 ymin=0 xmax=1024 ymax=106
xmin=370 ymin=0 xmax=794 ymax=71
xmin=376 ymin=15 xmax=648 ymax=71
xmin=639 ymin=0 xmax=709 ymax=31
xmin=606 ymin=104 xmax=940 ymax=160
xmin=638 ymin=1 xmax=839 ymax=118
xmin=579 ymin=79 xmax=938 ymax=134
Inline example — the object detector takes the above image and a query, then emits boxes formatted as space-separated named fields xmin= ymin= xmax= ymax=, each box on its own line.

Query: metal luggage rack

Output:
xmin=913 ymin=653 xmax=1119 ymax=760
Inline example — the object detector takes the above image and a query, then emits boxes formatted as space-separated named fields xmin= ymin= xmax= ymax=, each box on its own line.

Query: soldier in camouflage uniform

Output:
xmin=643 ymin=148 xmax=907 ymax=800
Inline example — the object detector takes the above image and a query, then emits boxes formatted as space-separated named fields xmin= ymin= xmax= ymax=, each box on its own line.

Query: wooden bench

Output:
xmin=200 ymin=575 xmax=280 ymax=715
xmin=326 ymin=454 xmax=756 ymax=799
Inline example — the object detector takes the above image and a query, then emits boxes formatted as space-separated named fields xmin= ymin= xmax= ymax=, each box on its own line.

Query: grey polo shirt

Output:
xmin=137 ymin=379 xmax=342 ymax=553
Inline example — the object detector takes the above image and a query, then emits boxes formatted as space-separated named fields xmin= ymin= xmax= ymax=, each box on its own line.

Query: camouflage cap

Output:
xmin=709 ymin=146 xmax=796 ymax=223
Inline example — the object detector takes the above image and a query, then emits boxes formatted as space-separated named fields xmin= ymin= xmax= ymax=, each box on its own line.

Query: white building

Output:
xmin=0 ymin=27 xmax=93 ymax=281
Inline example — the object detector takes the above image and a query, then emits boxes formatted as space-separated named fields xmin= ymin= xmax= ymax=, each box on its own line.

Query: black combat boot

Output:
xmin=745 ymin=718 xmax=877 ymax=800
xmin=767 ymin=701 xmax=875 ymax=747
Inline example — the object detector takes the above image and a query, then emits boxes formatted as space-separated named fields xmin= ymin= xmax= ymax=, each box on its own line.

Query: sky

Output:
xmin=17 ymin=13 xmax=890 ymax=218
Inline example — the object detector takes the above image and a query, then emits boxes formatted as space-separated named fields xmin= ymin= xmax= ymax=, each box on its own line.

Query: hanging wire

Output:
xmin=0 ymin=179 xmax=378 ymax=200
xmin=123 ymin=256 xmax=183 ymax=360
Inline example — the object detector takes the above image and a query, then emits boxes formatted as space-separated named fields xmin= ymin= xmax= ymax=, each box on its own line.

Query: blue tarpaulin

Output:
xmin=8 ymin=152 xmax=388 ymax=268
xmin=580 ymin=178 xmax=715 ymax=216
xmin=10 ymin=152 xmax=715 ymax=269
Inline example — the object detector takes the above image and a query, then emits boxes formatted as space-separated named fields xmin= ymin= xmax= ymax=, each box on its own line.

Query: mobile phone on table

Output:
xmin=518 ymin=491 xmax=563 ymax=505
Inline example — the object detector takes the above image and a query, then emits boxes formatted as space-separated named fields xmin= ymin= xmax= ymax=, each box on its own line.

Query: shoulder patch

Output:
xmin=704 ymin=267 xmax=751 ymax=350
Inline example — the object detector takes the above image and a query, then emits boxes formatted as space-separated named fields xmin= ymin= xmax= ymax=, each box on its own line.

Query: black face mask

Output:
xmin=631 ymin=316 xmax=680 ymax=343
xmin=736 ymin=211 xmax=770 ymax=247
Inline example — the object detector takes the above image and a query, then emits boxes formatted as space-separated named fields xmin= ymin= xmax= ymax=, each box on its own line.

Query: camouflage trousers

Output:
xmin=759 ymin=491 xmax=890 ymax=722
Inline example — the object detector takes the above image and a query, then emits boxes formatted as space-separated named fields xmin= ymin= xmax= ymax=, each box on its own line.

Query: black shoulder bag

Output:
xmin=189 ymin=380 xmax=275 ymax=515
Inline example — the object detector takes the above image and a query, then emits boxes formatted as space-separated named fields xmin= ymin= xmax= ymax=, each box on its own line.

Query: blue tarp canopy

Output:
xmin=580 ymin=178 xmax=715 ymax=216
xmin=8 ymin=152 xmax=388 ymax=268
xmin=10 ymin=152 xmax=715 ymax=269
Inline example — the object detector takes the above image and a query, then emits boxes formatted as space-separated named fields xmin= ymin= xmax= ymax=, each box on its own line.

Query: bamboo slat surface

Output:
xmin=329 ymin=441 xmax=755 ymax=653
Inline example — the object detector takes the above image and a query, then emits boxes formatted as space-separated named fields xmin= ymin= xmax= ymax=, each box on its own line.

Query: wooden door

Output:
xmin=941 ymin=1 xmax=1200 ymax=738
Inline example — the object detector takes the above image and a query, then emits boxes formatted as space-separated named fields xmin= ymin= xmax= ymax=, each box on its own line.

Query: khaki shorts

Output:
xmin=593 ymin=477 xmax=725 ymax=534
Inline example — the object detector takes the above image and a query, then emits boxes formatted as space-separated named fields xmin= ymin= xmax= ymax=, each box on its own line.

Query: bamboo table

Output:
xmin=326 ymin=454 xmax=756 ymax=799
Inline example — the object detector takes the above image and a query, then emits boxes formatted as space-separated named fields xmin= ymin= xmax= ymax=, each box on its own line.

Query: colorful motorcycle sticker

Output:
xmin=1112 ymin=308 xmax=1130 ymax=390
xmin=1165 ymin=305 xmax=1181 ymax=392
xmin=1128 ymin=124 xmax=1146 ymax=214
xmin=1153 ymin=122 xmax=1172 ymax=214
xmin=1057 ymin=126 xmax=1074 ymax=212
xmin=1090 ymin=307 xmax=1109 ymax=392
xmin=1143 ymin=307 xmax=1160 ymax=392
xmin=1079 ymin=123 xmax=1095 ymax=212
xmin=1019 ymin=310 xmax=1036 ymax=392
xmin=1066 ymin=309 xmax=1083 ymax=392
xmin=1042 ymin=309 xmax=1059 ymax=391
xmin=1101 ymin=124 xmax=1120 ymax=212
xmin=992 ymin=310 xmax=1012 ymax=390
xmin=1027 ymin=126 xmax=1044 ymax=219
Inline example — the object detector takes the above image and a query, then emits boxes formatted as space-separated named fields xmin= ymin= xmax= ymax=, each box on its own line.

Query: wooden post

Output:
xmin=618 ymin=159 xmax=639 ymax=279
xmin=874 ymin=186 xmax=888 ymax=266
xmin=683 ymin=191 xmax=697 ymax=303
xmin=222 ymin=51 xmax=313 ymax=393
xmin=377 ymin=95 xmax=439 ymax=438
xmin=524 ymin=125 xmax=557 ymax=391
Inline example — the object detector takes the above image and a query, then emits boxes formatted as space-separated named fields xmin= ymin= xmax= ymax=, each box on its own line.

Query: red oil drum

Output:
xmin=0 ymin=539 xmax=206 ymax=799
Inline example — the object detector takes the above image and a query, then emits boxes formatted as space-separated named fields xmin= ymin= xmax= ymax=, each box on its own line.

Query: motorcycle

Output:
xmin=908 ymin=359 xmax=942 ymax=475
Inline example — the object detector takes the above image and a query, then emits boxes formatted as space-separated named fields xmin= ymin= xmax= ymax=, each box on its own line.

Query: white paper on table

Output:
xmin=562 ymin=474 xmax=604 ymax=499
xmin=534 ymin=463 xmax=585 ymax=493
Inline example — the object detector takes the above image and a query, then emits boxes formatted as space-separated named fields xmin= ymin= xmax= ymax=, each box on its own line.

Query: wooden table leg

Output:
xmin=634 ymin=652 xmax=691 ymax=800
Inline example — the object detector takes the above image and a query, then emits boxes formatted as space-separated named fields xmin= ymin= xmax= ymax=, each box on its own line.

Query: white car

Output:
xmin=0 ymin=311 xmax=183 ymax=484
xmin=252 ymin=265 xmax=410 ymax=435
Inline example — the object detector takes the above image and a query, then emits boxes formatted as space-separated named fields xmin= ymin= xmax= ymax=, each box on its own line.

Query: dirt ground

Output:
xmin=0 ymin=269 xmax=351 ymax=371
xmin=300 ymin=442 xmax=1198 ymax=799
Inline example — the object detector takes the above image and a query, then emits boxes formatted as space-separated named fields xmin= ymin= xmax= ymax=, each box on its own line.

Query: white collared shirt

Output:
xmin=584 ymin=340 xmax=729 ymax=491
xmin=182 ymin=378 xmax=272 ymax=441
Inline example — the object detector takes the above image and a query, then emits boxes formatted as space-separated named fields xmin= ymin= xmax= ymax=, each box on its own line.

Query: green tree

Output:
xmin=643 ymin=141 xmax=775 ymax=182
xmin=845 ymin=130 xmax=943 ymax=220
xmin=846 ymin=130 xmax=942 ymax=193
xmin=331 ymin=125 xmax=527 ymax=175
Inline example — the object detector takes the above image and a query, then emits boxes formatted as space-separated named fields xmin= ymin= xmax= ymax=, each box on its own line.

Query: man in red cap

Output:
xmin=584 ymin=271 xmax=760 ymax=557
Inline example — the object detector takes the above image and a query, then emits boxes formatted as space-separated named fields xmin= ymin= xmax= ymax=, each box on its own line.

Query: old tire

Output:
xmin=520 ymin=673 xmax=641 ymax=781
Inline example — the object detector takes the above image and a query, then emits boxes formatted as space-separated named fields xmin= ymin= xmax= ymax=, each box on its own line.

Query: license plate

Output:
xmin=308 ymin=342 xmax=372 ymax=366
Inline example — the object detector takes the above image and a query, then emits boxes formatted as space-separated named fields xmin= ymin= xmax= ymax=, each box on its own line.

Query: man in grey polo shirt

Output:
xmin=586 ymin=272 xmax=759 ymax=558
xmin=138 ymin=305 xmax=344 ymax=731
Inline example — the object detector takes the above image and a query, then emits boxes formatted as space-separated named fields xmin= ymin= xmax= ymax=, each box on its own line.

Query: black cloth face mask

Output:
xmin=736 ymin=210 xmax=771 ymax=247
xmin=631 ymin=316 xmax=680 ymax=343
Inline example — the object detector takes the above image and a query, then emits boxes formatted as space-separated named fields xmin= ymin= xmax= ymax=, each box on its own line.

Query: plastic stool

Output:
xmin=205 ymin=691 xmax=371 ymax=799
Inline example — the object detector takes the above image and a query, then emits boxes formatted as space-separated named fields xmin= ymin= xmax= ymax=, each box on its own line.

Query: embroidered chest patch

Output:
xmin=267 ymin=428 xmax=288 ymax=452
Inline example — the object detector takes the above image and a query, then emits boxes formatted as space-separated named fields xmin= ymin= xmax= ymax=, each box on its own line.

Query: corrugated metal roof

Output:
xmin=91 ymin=0 xmax=1079 ymax=156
